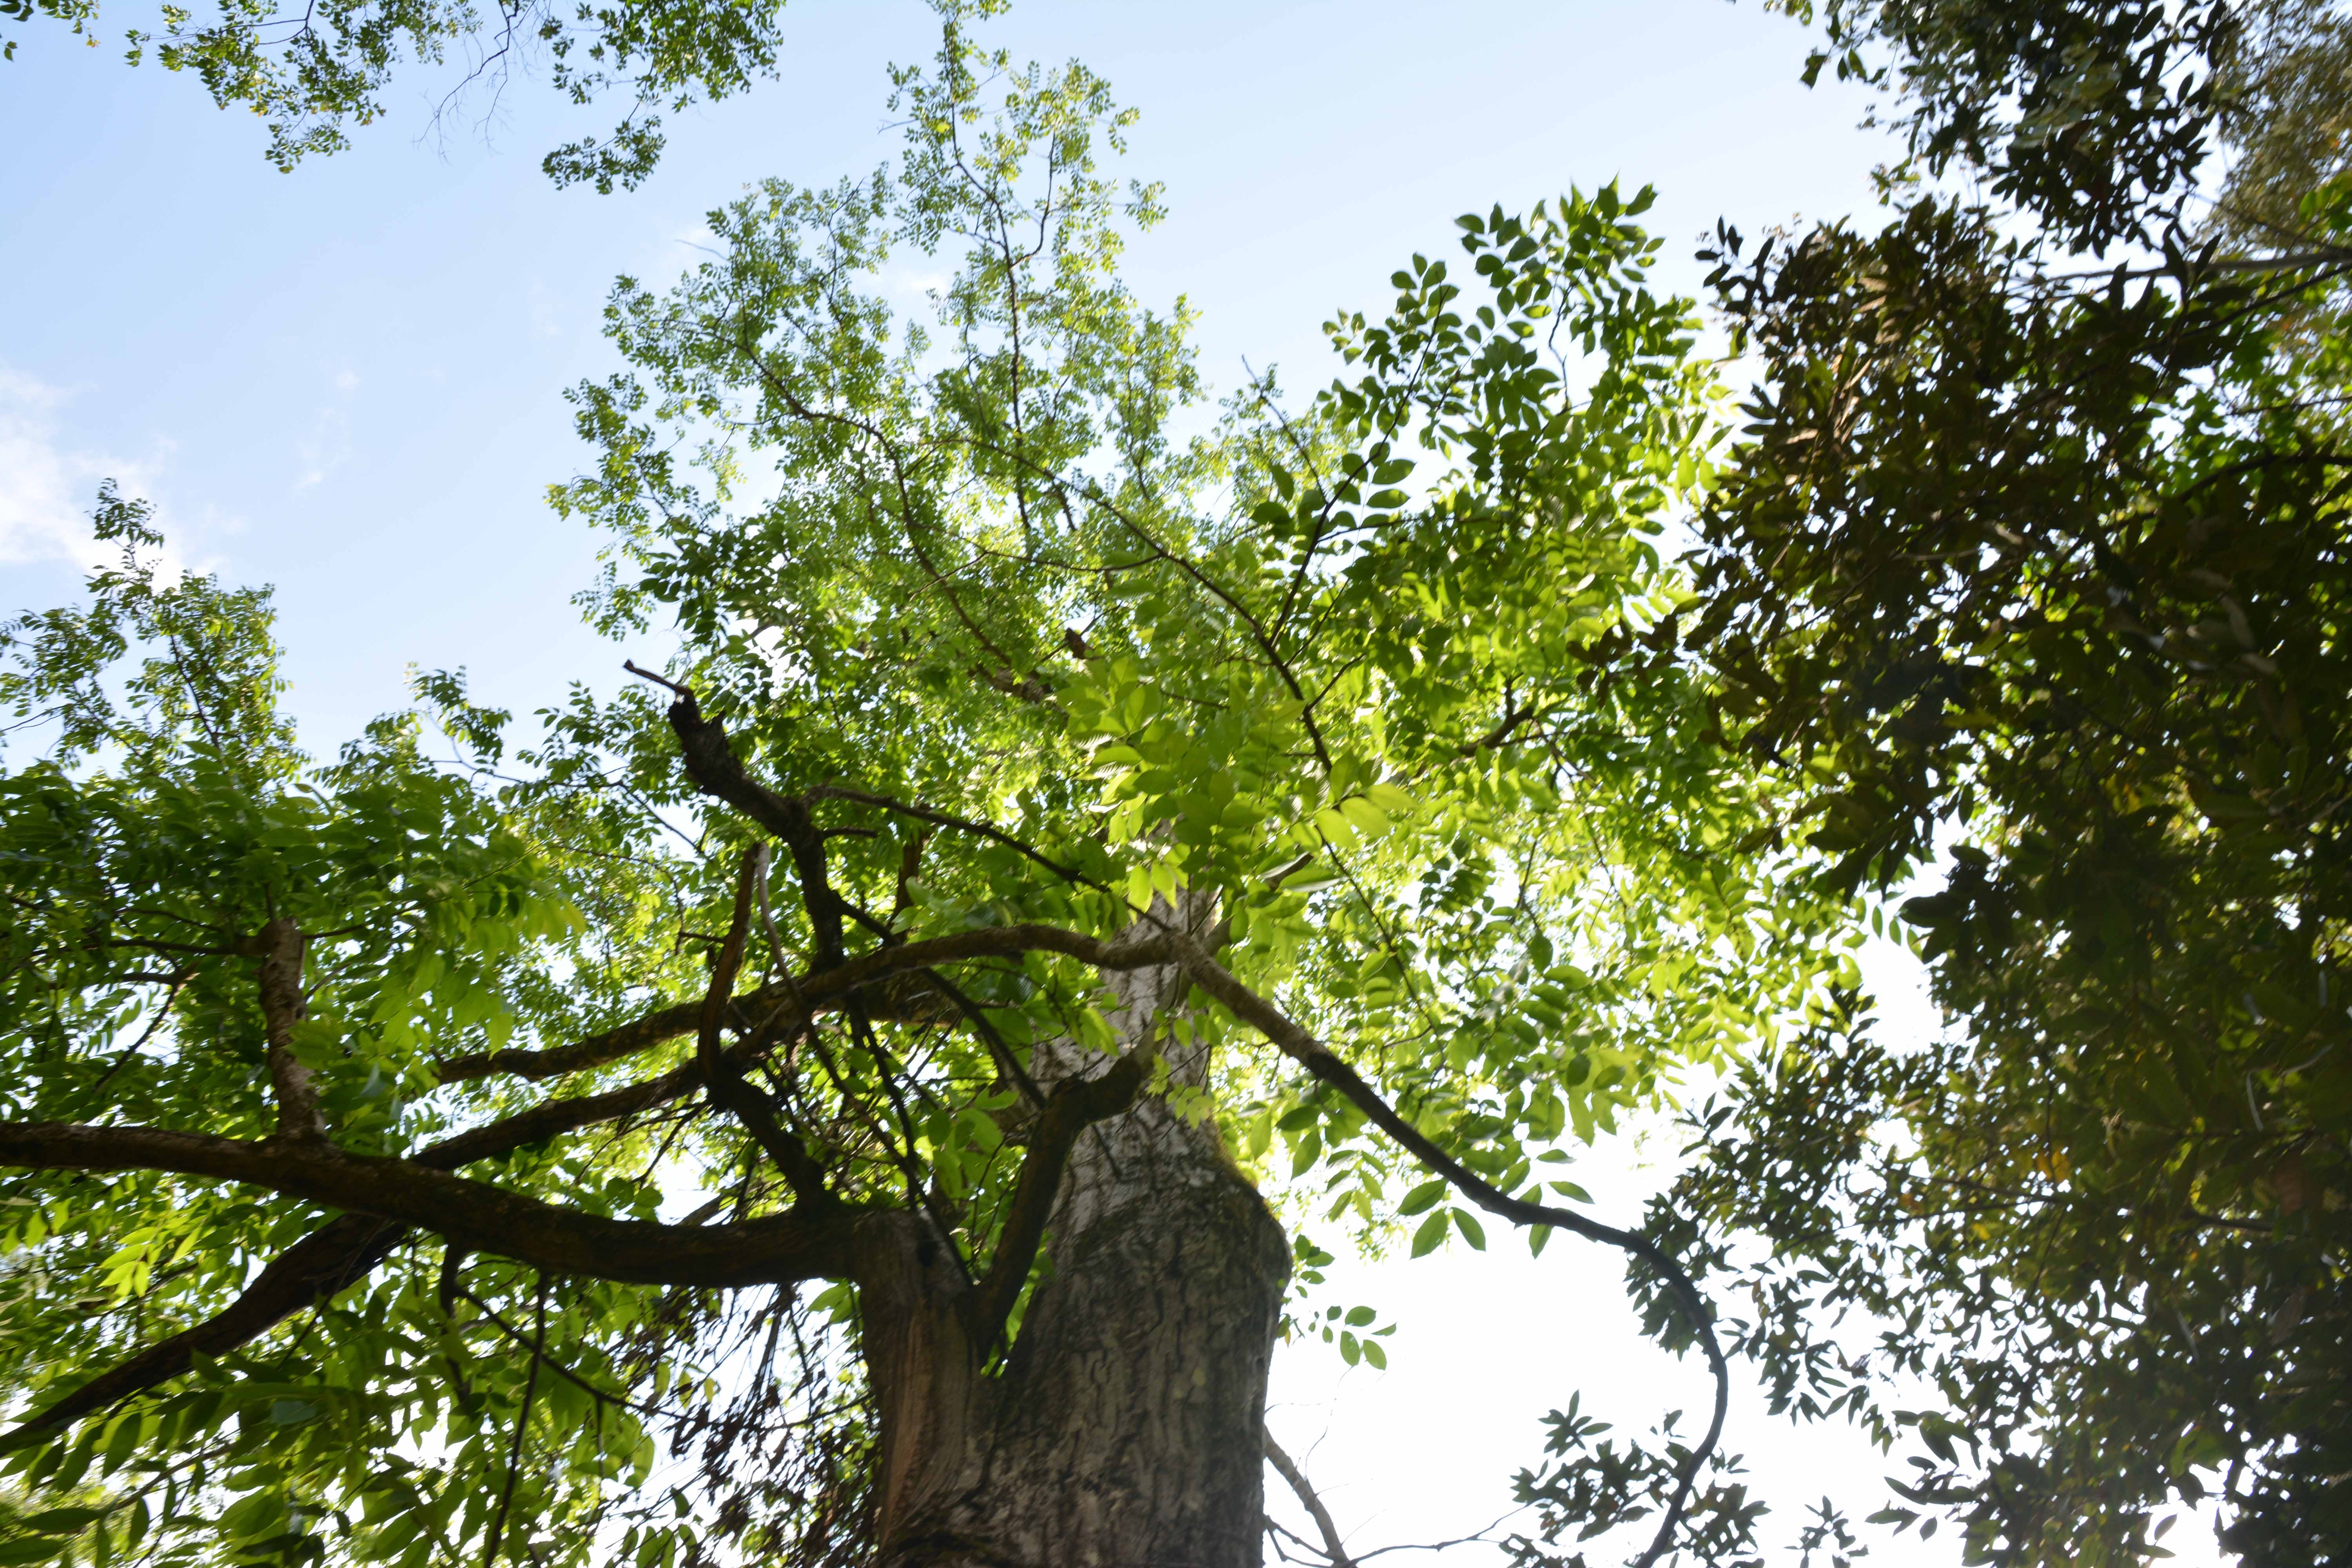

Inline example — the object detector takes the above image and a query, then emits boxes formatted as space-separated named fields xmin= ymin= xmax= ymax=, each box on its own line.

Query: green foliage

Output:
xmin=11 ymin=6 xmax=2349 ymax=1566
xmin=0 ymin=0 xmax=830 ymax=189
xmin=2207 ymin=0 xmax=2352 ymax=250
xmin=1660 ymin=2 xmax=2352 ymax=1562
xmin=551 ymin=14 xmax=1851 ymax=1261
xmin=1768 ymin=0 xmax=2239 ymax=251
xmin=0 ymin=20 xmax=1858 ymax=1568
xmin=1506 ymin=1394 xmax=1766 ymax=1568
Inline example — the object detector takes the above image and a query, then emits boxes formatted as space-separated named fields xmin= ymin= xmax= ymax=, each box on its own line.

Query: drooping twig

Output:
xmin=482 ymin=1279 xmax=549 ymax=1568
xmin=806 ymin=784 xmax=1111 ymax=898
xmin=1265 ymin=1428 xmax=1354 ymax=1568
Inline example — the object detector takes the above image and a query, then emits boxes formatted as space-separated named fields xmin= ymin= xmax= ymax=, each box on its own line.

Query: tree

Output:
xmin=1661 ymin=2 xmax=2352 ymax=1563
xmin=0 ymin=0 xmax=811 ymax=189
xmin=0 ymin=20 xmax=1857 ymax=1568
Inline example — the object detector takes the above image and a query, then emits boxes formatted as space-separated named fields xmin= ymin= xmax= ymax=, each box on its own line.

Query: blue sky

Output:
xmin=2 ymin=0 xmax=1898 ymax=745
xmin=1 ymin=4 xmax=2140 ymax=1563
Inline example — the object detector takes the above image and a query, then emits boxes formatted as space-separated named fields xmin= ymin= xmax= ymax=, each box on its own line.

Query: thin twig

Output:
xmin=482 ymin=1279 xmax=549 ymax=1568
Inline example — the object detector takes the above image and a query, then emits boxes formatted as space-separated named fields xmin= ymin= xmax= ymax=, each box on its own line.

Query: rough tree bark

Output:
xmin=857 ymin=909 xmax=1291 ymax=1568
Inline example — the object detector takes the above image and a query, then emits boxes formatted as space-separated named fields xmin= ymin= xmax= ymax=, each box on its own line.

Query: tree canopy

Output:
xmin=2 ymin=3 xmax=2348 ymax=1568
xmin=1665 ymin=2 xmax=2352 ymax=1563
xmin=0 ymin=0 xmax=806 ymax=187
xmin=0 ymin=18 xmax=1858 ymax=1568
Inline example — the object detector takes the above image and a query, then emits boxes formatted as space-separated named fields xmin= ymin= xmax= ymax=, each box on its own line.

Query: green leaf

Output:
xmin=1409 ymin=1211 xmax=1450 ymax=1258
xmin=220 ymin=1493 xmax=281 ymax=1541
xmin=18 ymin=1511 xmax=105 ymax=1536
xmin=1453 ymin=1210 xmax=1486 ymax=1250
xmin=1395 ymin=1178 xmax=1447 ymax=1216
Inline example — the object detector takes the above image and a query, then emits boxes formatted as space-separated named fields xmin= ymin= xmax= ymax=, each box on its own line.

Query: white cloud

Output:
xmin=0 ymin=363 xmax=192 ymax=577
xmin=292 ymin=403 xmax=353 ymax=492
xmin=0 ymin=365 xmax=116 ymax=570
xmin=292 ymin=363 xmax=365 ymax=492
xmin=526 ymin=279 xmax=565 ymax=339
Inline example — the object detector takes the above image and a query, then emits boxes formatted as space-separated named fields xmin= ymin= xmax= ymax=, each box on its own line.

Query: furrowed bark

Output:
xmin=964 ymin=1033 xmax=1154 ymax=1348
xmin=857 ymin=902 xmax=1290 ymax=1568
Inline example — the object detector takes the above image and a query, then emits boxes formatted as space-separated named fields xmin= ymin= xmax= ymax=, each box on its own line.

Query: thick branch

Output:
xmin=967 ymin=1034 xmax=1156 ymax=1348
xmin=417 ymin=1065 xmax=700 ymax=1170
xmin=9 ymin=1065 xmax=708 ymax=1439
xmin=435 ymin=997 xmax=711 ymax=1083
xmin=806 ymin=784 xmax=1107 ymax=896
xmin=251 ymin=917 xmax=324 ymax=1143
xmin=442 ymin=920 xmax=1175 ymax=1091
xmin=808 ymin=921 xmax=1176 ymax=1000
xmin=7 ymin=1213 xmax=400 ymax=1441
xmin=0 ymin=1122 xmax=863 ymax=1289
xmin=3 ymin=920 xmax=1173 ymax=1441
xmin=641 ymin=672 xmax=848 ymax=967
xmin=699 ymin=848 xmax=836 ymax=1209
xmin=432 ymin=969 xmax=950 ymax=1084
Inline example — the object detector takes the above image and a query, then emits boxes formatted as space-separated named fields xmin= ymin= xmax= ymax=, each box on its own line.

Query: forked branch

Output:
xmin=1265 ymin=1429 xmax=1355 ymax=1568
xmin=626 ymin=664 xmax=850 ymax=968
xmin=966 ymin=1031 xmax=1158 ymax=1349
xmin=699 ymin=846 xmax=837 ymax=1209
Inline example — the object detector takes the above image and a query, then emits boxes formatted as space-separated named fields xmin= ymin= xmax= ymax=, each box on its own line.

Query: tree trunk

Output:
xmin=857 ymin=924 xmax=1290 ymax=1568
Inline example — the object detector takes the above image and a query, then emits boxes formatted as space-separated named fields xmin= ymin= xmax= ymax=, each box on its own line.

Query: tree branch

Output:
xmin=4 ymin=918 xmax=1181 ymax=1440
xmin=633 ymin=668 xmax=848 ymax=968
xmin=698 ymin=847 xmax=837 ymax=1209
xmin=1170 ymin=934 xmax=1729 ymax=1568
xmin=805 ymin=784 xmax=1109 ymax=897
xmin=431 ymin=968 xmax=951 ymax=1084
xmin=434 ymin=997 xmax=714 ymax=1083
xmin=251 ymin=917 xmax=325 ymax=1143
xmin=0 ymin=1121 xmax=865 ymax=1289
xmin=5 ymin=1213 xmax=401 ymax=1442
xmin=1265 ymin=1429 xmax=1355 ymax=1568
xmin=8 ymin=1064 xmax=711 ymax=1441
xmin=967 ymin=1031 xmax=1157 ymax=1349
